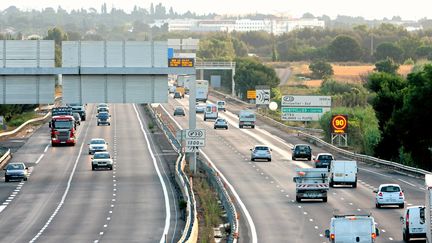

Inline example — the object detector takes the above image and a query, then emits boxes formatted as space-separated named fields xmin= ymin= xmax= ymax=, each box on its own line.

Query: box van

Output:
xmin=204 ymin=104 xmax=218 ymax=121
xmin=329 ymin=160 xmax=358 ymax=188
xmin=239 ymin=110 xmax=256 ymax=128
xmin=401 ymin=206 xmax=426 ymax=241
xmin=325 ymin=214 xmax=379 ymax=243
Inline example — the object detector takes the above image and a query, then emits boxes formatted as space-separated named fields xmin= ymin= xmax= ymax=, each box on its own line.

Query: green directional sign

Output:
xmin=281 ymin=107 xmax=323 ymax=113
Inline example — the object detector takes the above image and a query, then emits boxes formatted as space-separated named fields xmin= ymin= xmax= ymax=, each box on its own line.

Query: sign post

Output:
xmin=331 ymin=114 xmax=348 ymax=147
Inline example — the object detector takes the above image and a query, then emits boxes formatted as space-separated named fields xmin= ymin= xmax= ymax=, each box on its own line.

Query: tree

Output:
xmin=394 ymin=64 xmax=432 ymax=169
xmin=231 ymin=37 xmax=248 ymax=57
xmin=375 ymin=42 xmax=404 ymax=63
xmin=197 ymin=35 xmax=236 ymax=61
xmin=44 ymin=27 xmax=68 ymax=67
xmin=234 ymin=58 xmax=280 ymax=99
xmin=415 ymin=45 xmax=432 ymax=59
xmin=319 ymin=106 xmax=381 ymax=155
xmin=327 ymin=35 xmax=362 ymax=61
xmin=309 ymin=60 xmax=334 ymax=79
xmin=365 ymin=72 xmax=407 ymax=160
xmin=374 ymin=58 xmax=400 ymax=74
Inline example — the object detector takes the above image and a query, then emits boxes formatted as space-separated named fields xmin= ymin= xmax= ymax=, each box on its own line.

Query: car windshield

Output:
xmin=381 ymin=186 xmax=401 ymax=192
xmin=318 ymin=155 xmax=333 ymax=160
xmin=255 ymin=146 xmax=269 ymax=151
xmin=53 ymin=120 xmax=73 ymax=129
xmin=296 ymin=146 xmax=310 ymax=151
xmin=91 ymin=140 xmax=105 ymax=145
xmin=7 ymin=164 xmax=24 ymax=170
xmin=73 ymin=113 xmax=80 ymax=118
xmin=94 ymin=153 xmax=110 ymax=159
xmin=98 ymin=104 xmax=108 ymax=108
xmin=98 ymin=113 xmax=109 ymax=118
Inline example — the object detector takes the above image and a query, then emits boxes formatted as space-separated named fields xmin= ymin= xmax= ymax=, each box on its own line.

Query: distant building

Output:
xmin=155 ymin=18 xmax=325 ymax=35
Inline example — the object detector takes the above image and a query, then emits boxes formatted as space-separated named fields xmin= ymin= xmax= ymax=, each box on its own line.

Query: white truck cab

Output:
xmin=325 ymin=214 xmax=379 ymax=243
xmin=329 ymin=160 xmax=358 ymax=188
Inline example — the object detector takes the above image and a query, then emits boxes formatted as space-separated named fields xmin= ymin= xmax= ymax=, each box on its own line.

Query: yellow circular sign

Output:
xmin=332 ymin=115 xmax=347 ymax=133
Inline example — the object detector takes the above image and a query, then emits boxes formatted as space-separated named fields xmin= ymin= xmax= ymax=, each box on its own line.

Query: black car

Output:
xmin=97 ymin=112 xmax=111 ymax=126
xmin=292 ymin=144 xmax=312 ymax=161
xmin=70 ymin=105 xmax=86 ymax=121
xmin=173 ymin=107 xmax=185 ymax=116
xmin=314 ymin=153 xmax=334 ymax=170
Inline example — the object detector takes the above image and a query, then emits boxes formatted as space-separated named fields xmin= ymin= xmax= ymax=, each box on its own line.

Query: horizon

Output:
xmin=0 ymin=1 xmax=430 ymax=21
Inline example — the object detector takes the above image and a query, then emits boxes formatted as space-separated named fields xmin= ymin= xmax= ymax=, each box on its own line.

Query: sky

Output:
xmin=0 ymin=0 xmax=430 ymax=21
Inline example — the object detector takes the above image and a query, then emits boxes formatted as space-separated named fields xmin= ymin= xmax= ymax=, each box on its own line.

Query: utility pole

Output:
xmin=188 ymin=75 xmax=197 ymax=174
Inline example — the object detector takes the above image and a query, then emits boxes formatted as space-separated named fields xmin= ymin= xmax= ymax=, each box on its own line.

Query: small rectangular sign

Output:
xmin=247 ymin=90 xmax=256 ymax=99
xmin=168 ymin=58 xmax=194 ymax=67
xmin=185 ymin=129 xmax=205 ymax=140
xmin=186 ymin=140 xmax=205 ymax=147
xmin=185 ymin=146 xmax=198 ymax=153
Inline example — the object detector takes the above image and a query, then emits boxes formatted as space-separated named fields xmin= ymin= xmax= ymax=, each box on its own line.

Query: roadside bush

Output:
xmin=319 ymin=106 xmax=380 ymax=155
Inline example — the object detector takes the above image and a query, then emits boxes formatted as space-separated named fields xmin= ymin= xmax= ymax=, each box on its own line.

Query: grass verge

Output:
xmin=194 ymin=173 xmax=224 ymax=243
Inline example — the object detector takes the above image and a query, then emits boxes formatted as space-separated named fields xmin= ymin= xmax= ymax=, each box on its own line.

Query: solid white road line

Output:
xmin=35 ymin=154 xmax=44 ymax=164
xmin=29 ymin=143 xmax=85 ymax=243
xmin=133 ymin=104 xmax=171 ymax=243
xmin=160 ymin=104 xmax=258 ymax=243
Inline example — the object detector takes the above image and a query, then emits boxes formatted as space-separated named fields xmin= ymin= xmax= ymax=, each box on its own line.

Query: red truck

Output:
xmin=50 ymin=107 xmax=77 ymax=146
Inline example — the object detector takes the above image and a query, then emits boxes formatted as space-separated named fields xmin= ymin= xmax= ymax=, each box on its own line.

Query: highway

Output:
xmin=0 ymin=104 xmax=181 ymax=243
xmin=165 ymin=93 xmax=427 ymax=243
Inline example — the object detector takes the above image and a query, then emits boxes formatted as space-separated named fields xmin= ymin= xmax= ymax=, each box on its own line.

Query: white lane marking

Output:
xmin=35 ymin=154 xmax=44 ymax=164
xmin=201 ymin=151 xmax=258 ymax=243
xmin=133 ymin=104 xmax=171 ymax=243
xmin=29 ymin=143 xmax=85 ymax=243
xmin=358 ymin=168 xmax=391 ymax=178
xmin=398 ymin=179 xmax=416 ymax=187
xmin=44 ymin=144 xmax=50 ymax=153
xmin=0 ymin=205 xmax=7 ymax=213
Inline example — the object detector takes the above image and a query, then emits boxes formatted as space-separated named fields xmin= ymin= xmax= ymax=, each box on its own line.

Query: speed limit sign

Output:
xmin=331 ymin=115 xmax=348 ymax=134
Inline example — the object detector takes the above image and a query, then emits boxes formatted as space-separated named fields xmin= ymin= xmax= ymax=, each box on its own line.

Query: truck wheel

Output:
xmin=251 ymin=158 xmax=255 ymax=161
xmin=292 ymin=156 xmax=296 ymax=161
xmin=252 ymin=125 xmax=255 ymax=129
xmin=92 ymin=166 xmax=95 ymax=171
xmin=239 ymin=125 xmax=243 ymax=128
xmin=403 ymin=230 xmax=410 ymax=242
xmin=322 ymin=197 xmax=327 ymax=202
xmin=352 ymin=182 xmax=357 ymax=188
xmin=376 ymin=203 xmax=381 ymax=208
xmin=399 ymin=203 xmax=405 ymax=208
xmin=329 ymin=180 xmax=334 ymax=187
xmin=296 ymin=196 xmax=301 ymax=202
xmin=268 ymin=158 xmax=271 ymax=162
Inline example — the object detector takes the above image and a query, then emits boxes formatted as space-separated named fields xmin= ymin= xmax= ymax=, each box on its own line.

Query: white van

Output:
xmin=217 ymin=100 xmax=226 ymax=112
xmin=401 ymin=206 xmax=426 ymax=241
xmin=325 ymin=214 xmax=379 ymax=243
xmin=329 ymin=160 xmax=358 ymax=188
xmin=204 ymin=104 xmax=218 ymax=121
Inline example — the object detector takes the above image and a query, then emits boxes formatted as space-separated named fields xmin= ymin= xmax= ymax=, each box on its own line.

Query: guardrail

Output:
xmin=146 ymin=105 xmax=198 ymax=243
xmin=211 ymin=90 xmax=431 ymax=176
xmin=149 ymin=104 xmax=239 ymax=242
xmin=0 ymin=148 xmax=11 ymax=169
xmin=195 ymin=61 xmax=236 ymax=69
xmin=0 ymin=111 xmax=50 ymax=139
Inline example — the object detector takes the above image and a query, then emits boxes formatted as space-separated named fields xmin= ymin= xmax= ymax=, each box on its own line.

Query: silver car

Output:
xmin=250 ymin=145 xmax=272 ymax=162
xmin=4 ymin=162 xmax=28 ymax=182
xmin=92 ymin=152 xmax=113 ymax=170
xmin=88 ymin=138 xmax=108 ymax=154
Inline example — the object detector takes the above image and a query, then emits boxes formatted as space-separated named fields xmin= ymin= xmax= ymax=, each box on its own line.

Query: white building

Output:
xmin=158 ymin=18 xmax=325 ymax=35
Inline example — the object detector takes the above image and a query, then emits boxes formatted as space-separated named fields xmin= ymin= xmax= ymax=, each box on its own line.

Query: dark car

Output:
xmin=314 ymin=153 xmax=334 ymax=170
xmin=70 ymin=105 xmax=86 ymax=121
xmin=292 ymin=144 xmax=312 ymax=161
xmin=97 ymin=112 xmax=111 ymax=126
xmin=4 ymin=162 xmax=28 ymax=182
xmin=214 ymin=118 xmax=228 ymax=129
xmin=173 ymin=92 xmax=182 ymax=99
xmin=72 ymin=112 xmax=81 ymax=126
xmin=174 ymin=107 xmax=185 ymax=116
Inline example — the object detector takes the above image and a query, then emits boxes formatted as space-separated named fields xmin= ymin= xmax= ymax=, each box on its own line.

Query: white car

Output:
xmin=374 ymin=184 xmax=405 ymax=208
xmin=196 ymin=103 xmax=206 ymax=113
xmin=91 ymin=151 xmax=113 ymax=170
xmin=250 ymin=145 xmax=272 ymax=162
xmin=88 ymin=138 xmax=108 ymax=154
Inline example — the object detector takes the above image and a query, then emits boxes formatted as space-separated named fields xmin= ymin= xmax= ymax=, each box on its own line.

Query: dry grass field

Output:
xmin=286 ymin=62 xmax=413 ymax=88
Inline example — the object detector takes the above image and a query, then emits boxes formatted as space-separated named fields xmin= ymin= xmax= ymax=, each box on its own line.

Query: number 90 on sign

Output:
xmin=186 ymin=140 xmax=205 ymax=147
